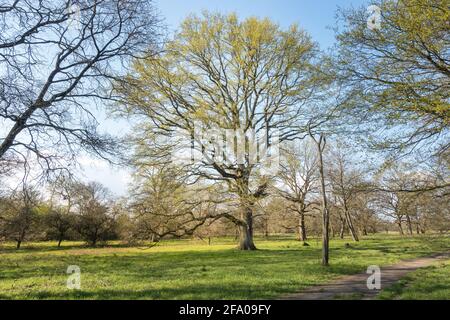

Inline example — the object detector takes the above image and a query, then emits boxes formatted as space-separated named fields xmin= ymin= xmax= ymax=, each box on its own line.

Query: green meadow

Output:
xmin=378 ymin=259 xmax=450 ymax=300
xmin=0 ymin=234 xmax=448 ymax=300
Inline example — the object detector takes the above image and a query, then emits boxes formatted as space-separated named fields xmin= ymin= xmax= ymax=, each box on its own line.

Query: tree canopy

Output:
xmin=335 ymin=0 xmax=449 ymax=157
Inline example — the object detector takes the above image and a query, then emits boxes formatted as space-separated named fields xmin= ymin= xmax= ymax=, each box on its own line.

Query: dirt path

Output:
xmin=281 ymin=251 xmax=450 ymax=300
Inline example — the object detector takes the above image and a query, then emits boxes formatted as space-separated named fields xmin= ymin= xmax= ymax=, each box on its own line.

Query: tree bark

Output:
xmin=236 ymin=175 xmax=257 ymax=251
xmin=238 ymin=206 xmax=257 ymax=250
xmin=0 ymin=105 xmax=39 ymax=159
xmin=406 ymin=215 xmax=413 ymax=235
xmin=16 ymin=229 xmax=26 ymax=249
xmin=313 ymin=133 xmax=329 ymax=266
xmin=298 ymin=214 xmax=307 ymax=242
xmin=264 ymin=218 xmax=269 ymax=238
xmin=362 ymin=226 xmax=368 ymax=236
xmin=397 ymin=218 xmax=404 ymax=235
xmin=339 ymin=220 xmax=345 ymax=239
xmin=344 ymin=209 xmax=359 ymax=241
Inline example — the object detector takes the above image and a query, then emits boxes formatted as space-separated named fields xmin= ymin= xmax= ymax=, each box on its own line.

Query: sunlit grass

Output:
xmin=378 ymin=259 xmax=450 ymax=300
xmin=0 ymin=234 xmax=448 ymax=299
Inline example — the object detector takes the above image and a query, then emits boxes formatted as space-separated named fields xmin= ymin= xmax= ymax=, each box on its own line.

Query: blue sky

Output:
xmin=84 ymin=0 xmax=371 ymax=196
xmin=155 ymin=0 xmax=368 ymax=49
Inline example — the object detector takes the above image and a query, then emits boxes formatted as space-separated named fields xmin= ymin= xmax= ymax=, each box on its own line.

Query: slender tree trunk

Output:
xmin=58 ymin=237 xmax=63 ymax=248
xmin=264 ymin=218 xmax=269 ymax=238
xmin=16 ymin=229 xmax=26 ymax=249
xmin=339 ymin=220 xmax=345 ymax=239
xmin=298 ymin=214 xmax=307 ymax=242
xmin=344 ymin=209 xmax=359 ymax=241
xmin=397 ymin=218 xmax=404 ymax=235
xmin=406 ymin=215 xmax=413 ymax=235
xmin=330 ymin=221 xmax=335 ymax=238
xmin=92 ymin=228 xmax=99 ymax=247
xmin=297 ymin=218 xmax=302 ymax=241
xmin=309 ymin=130 xmax=329 ymax=265
xmin=317 ymin=136 xmax=329 ymax=266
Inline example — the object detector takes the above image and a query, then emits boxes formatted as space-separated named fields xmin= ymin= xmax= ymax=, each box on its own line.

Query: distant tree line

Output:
xmin=0 ymin=153 xmax=448 ymax=249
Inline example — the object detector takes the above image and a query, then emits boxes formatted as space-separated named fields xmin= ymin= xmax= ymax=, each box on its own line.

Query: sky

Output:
xmin=155 ymin=0 xmax=368 ymax=48
xmin=78 ymin=0 xmax=370 ymax=196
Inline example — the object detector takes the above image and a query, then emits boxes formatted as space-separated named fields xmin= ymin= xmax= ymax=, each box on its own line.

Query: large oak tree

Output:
xmin=118 ymin=13 xmax=325 ymax=250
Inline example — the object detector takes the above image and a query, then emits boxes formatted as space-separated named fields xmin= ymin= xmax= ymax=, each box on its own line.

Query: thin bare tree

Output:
xmin=276 ymin=141 xmax=318 ymax=244
xmin=0 ymin=0 xmax=161 ymax=178
xmin=308 ymin=126 xmax=329 ymax=266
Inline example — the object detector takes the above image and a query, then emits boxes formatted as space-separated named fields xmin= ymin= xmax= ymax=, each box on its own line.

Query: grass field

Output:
xmin=0 ymin=234 xmax=448 ymax=299
xmin=378 ymin=259 xmax=450 ymax=300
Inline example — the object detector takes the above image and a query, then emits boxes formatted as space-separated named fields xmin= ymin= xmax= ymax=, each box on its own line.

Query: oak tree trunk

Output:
xmin=298 ymin=214 xmax=307 ymax=242
xmin=238 ymin=206 xmax=257 ymax=250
